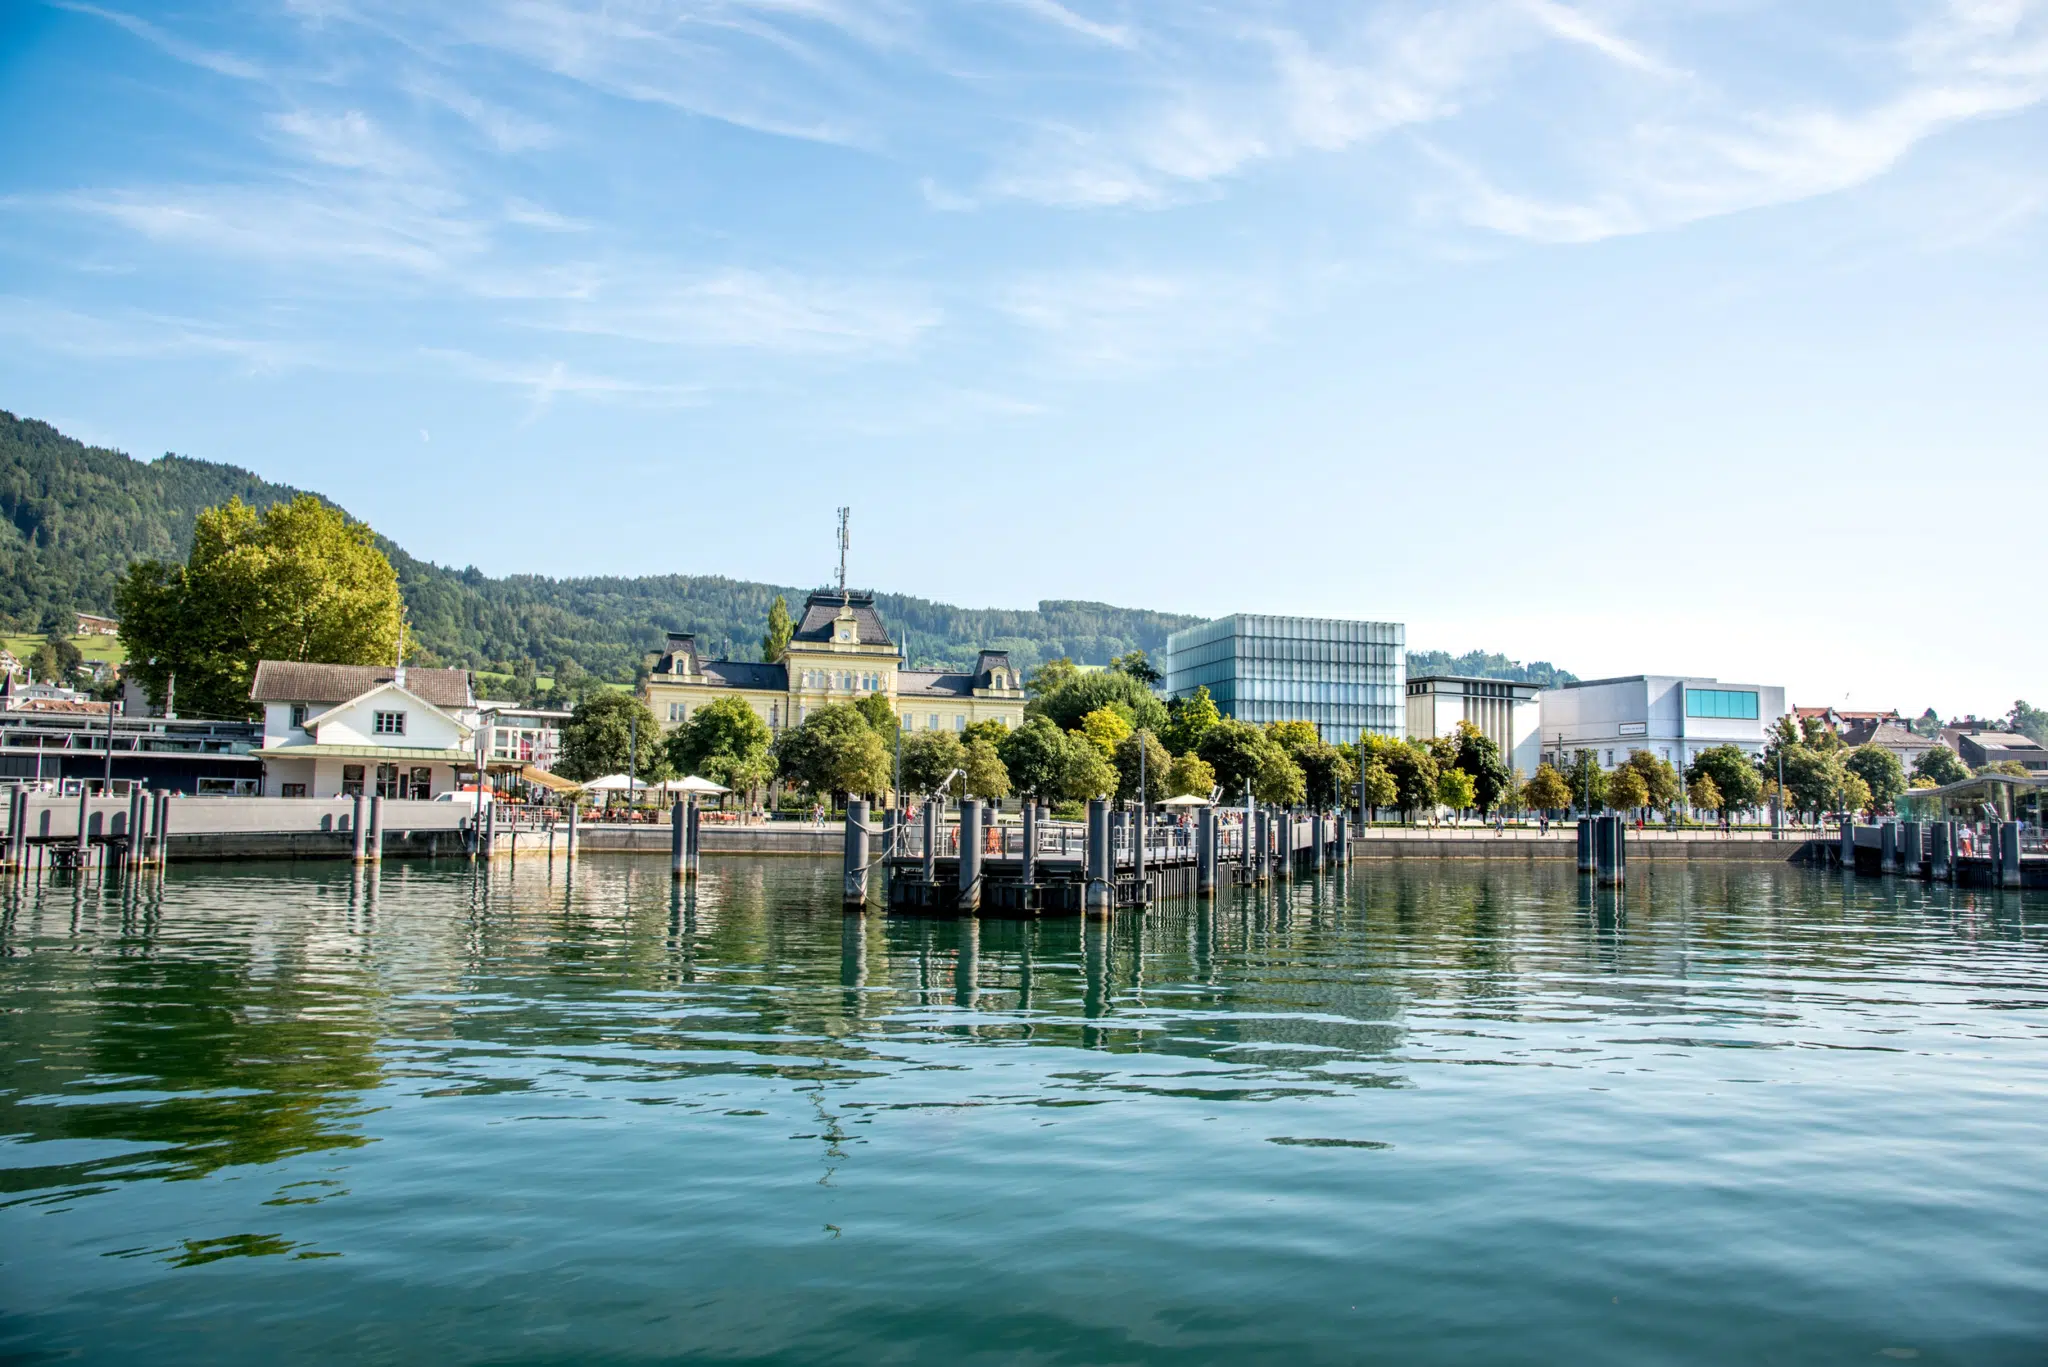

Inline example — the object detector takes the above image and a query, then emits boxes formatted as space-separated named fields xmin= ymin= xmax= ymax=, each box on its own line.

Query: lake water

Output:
xmin=2 ymin=856 xmax=2044 ymax=1365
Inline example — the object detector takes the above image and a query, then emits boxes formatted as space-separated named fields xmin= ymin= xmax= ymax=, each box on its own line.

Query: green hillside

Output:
xmin=0 ymin=408 xmax=1574 ymax=688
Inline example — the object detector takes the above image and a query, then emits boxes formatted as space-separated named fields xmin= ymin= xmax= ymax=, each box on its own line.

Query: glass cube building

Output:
xmin=1163 ymin=614 xmax=1406 ymax=744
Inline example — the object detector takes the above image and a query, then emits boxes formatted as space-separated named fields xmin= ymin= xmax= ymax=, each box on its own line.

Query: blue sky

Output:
xmin=2 ymin=0 xmax=2044 ymax=716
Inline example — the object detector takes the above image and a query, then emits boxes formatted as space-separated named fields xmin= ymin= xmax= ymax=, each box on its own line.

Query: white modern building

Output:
xmin=1407 ymin=676 xmax=1542 ymax=778
xmin=1539 ymin=675 xmax=1787 ymax=772
xmin=251 ymin=662 xmax=478 ymax=798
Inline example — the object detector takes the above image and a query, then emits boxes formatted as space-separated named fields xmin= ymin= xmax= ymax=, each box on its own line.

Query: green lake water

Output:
xmin=2 ymin=857 xmax=2044 ymax=1365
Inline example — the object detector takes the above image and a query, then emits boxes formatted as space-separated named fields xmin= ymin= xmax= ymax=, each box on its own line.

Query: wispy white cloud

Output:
xmin=0 ymin=297 xmax=313 ymax=370
xmin=999 ymin=269 xmax=1278 ymax=370
xmin=407 ymin=75 xmax=559 ymax=153
xmin=424 ymin=348 xmax=705 ymax=414
xmin=1004 ymin=0 xmax=1133 ymax=50
xmin=1434 ymin=0 xmax=2048 ymax=242
xmin=53 ymin=1 xmax=266 ymax=80
xmin=547 ymin=268 xmax=941 ymax=354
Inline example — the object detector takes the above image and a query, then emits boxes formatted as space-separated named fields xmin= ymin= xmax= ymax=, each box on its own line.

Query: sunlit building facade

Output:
xmin=1164 ymin=613 xmax=1406 ymax=745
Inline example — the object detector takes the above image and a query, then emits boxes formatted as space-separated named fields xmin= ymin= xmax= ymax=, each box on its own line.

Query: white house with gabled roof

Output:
xmin=250 ymin=661 xmax=477 ymax=798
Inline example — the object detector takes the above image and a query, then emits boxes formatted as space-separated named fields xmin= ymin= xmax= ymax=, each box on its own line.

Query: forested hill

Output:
xmin=0 ymin=409 xmax=1574 ymax=686
xmin=0 ymin=410 xmax=1200 ymax=677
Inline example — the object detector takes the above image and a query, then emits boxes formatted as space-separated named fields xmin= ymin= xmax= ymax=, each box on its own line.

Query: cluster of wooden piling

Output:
xmin=1839 ymin=818 xmax=2030 ymax=888
xmin=867 ymin=796 xmax=1349 ymax=917
xmin=2 ymin=784 xmax=175 ymax=880
xmin=1575 ymin=815 xmax=1628 ymax=887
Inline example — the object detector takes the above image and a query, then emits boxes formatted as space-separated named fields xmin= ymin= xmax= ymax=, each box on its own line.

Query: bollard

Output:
xmin=672 ymin=798 xmax=688 ymax=880
xmin=843 ymin=797 xmax=870 ymax=908
xmin=921 ymin=800 xmax=938 ymax=888
xmin=1999 ymin=822 xmax=2022 ymax=889
xmin=1576 ymin=817 xmax=1594 ymax=873
xmin=564 ymin=802 xmax=579 ymax=861
xmin=6 ymin=785 xmax=23 ymax=874
xmin=1196 ymin=805 xmax=1216 ymax=897
xmin=368 ymin=795 xmax=385 ymax=865
xmin=1931 ymin=821 xmax=1952 ymax=882
xmin=1085 ymin=797 xmax=1111 ymax=913
xmin=957 ymin=798 xmax=983 ymax=913
xmin=1880 ymin=821 xmax=1897 ymax=873
xmin=126 ymin=787 xmax=145 ymax=870
xmin=686 ymin=797 xmax=701 ymax=880
xmin=1596 ymin=814 xmax=1626 ymax=888
xmin=1020 ymin=801 xmax=1037 ymax=895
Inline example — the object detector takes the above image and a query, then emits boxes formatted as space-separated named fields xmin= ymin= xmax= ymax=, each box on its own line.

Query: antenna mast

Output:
xmin=835 ymin=506 xmax=850 ymax=598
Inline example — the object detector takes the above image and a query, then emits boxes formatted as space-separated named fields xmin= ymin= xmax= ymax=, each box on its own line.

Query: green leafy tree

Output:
xmin=1161 ymin=686 xmax=1220 ymax=754
xmin=1687 ymin=773 xmax=1722 ymax=814
xmin=1265 ymin=720 xmax=1321 ymax=756
xmin=961 ymin=718 xmax=1009 ymax=750
xmin=1197 ymin=718 xmax=1280 ymax=801
xmin=1254 ymin=748 xmax=1307 ymax=807
xmin=1912 ymin=707 xmax=1943 ymax=738
xmin=1449 ymin=720 xmax=1514 ymax=815
xmin=559 ymin=691 xmax=672 ymax=784
xmin=1842 ymin=772 xmax=1874 ymax=816
xmin=1079 ymin=706 xmax=1133 ymax=759
xmin=1687 ymin=745 xmax=1762 ymax=818
xmin=1294 ymin=741 xmax=1355 ymax=810
xmin=1060 ymin=732 xmax=1118 ymax=800
xmin=1113 ymin=728 xmax=1173 ymax=804
xmin=997 ymin=717 xmax=1071 ymax=800
xmin=1605 ymin=765 xmax=1649 ymax=815
xmin=28 ymin=633 xmax=82 ymax=683
xmin=1913 ymin=744 xmax=1969 ymax=786
xmin=665 ymin=696 xmax=773 ymax=806
xmin=1783 ymin=745 xmax=1847 ymax=819
xmin=1167 ymin=751 xmax=1216 ymax=800
xmin=776 ymin=702 xmax=890 ymax=799
xmin=1623 ymin=749 xmax=1683 ymax=813
xmin=1437 ymin=765 xmax=1477 ymax=813
xmin=760 ymin=595 xmax=794 ymax=662
xmin=1384 ymin=740 xmax=1442 ymax=820
xmin=116 ymin=495 xmax=404 ymax=719
xmin=1522 ymin=762 xmax=1572 ymax=814
xmin=900 ymin=730 xmax=966 ymax=795
xmin=962 ymin=738 xmax=1011 ymax=802
xmin=1845 ymin=744 xmax=1907 ymax=813
xmin=1358 ymin=760 xmax=1398 ymax=816
xmin=1980 ymin=760 xmax=2031 ymax=778
xmin=1565 ymin=750 xmax=1607 ymax=813
xmin=1033 ymin=670 xmax=1167 ymax=734
xmin=1108 ymin=649 xmax=1162 ymax=685
xmin=1025 ymin=657 xmax=1080 ymax=701
xmin=852 ymin=691 xmax=898 ymax=738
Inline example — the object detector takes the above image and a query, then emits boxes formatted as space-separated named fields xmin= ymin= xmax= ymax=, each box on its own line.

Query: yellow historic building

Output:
xmin=642 ymin=590 xmax=1026 ymax=737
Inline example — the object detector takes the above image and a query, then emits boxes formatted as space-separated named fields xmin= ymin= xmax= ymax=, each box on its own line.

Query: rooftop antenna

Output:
xmin=835 ymin=506 xmax=851 ymax=601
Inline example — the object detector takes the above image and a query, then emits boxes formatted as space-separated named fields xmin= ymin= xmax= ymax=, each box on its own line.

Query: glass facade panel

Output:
xmin=1163 ymin=613 xmax=1406 ymax=744
xmin=1686 ymin=688 xmax=1759 ymax=720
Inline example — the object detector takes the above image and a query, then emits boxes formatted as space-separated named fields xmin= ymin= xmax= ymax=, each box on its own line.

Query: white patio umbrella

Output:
xmin=1158 ymin=793 xmax=1212 ymax=807
xmin=653 ymin=775 xmax=731 ymax=795
xmin=578 ymin=774 xmax=638 ymax=791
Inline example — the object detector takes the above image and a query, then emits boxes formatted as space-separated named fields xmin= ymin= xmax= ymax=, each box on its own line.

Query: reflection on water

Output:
xmin=2 ymin=857 xmax=2045 ymax=1366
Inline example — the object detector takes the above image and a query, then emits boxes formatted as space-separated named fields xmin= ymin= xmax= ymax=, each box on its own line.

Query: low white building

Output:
xmin=251 ymin=662 xmax=477 ymax=798
xmin=1405 ymin=675 xmax=1542 ymax=778
xmin=1539 ymin=674 xmax=1787 ymax=773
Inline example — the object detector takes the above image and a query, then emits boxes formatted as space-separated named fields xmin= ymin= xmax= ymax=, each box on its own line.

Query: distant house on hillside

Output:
xmin=1841 ymin=718 xmax=1934 ymax=771
xmin=0 ymin=651 xmax=21 ymax=679
xmin=251 ymin=661 xmax=477 ymax=799
xmin=1792 ymin=706 xmax=1902 ymax=736
xmin=75 ymin=612 xmax=119 ymax=637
